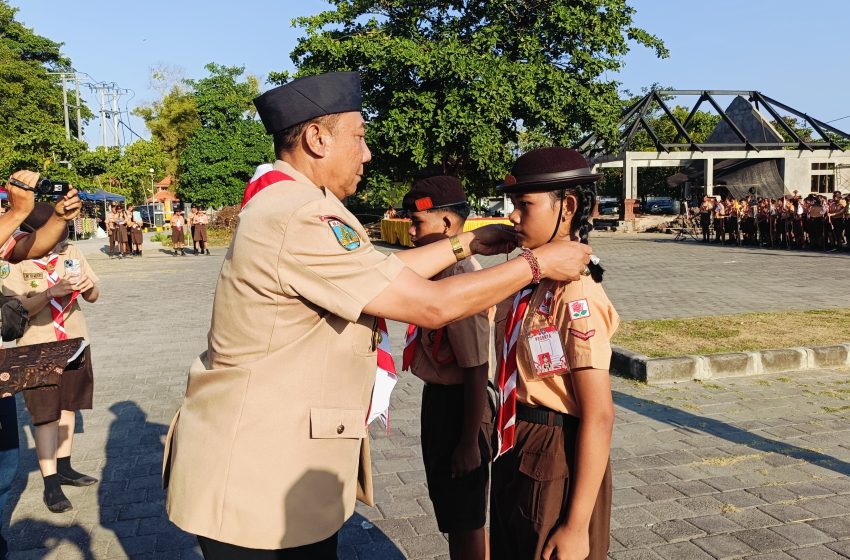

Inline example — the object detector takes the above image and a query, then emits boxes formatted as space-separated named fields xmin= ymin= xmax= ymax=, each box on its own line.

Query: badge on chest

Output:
xmin=527 ymin=325 xmax=569 ymax=377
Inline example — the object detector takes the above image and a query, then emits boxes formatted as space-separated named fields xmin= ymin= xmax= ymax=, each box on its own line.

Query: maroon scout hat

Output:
xmin=402 ymin=175 xmax=467 ymax=212
xmin=497 ymin=147 xmax=602 ymax=193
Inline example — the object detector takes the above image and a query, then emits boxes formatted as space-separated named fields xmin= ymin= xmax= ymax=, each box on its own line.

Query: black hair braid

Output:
xmin=570 ymin=184 xmax=605 ymax=283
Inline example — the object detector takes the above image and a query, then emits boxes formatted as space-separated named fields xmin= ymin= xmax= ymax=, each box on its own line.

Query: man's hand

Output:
xmin=534 ymin=239 xmax=592 ymax=282
xmin=450 ymin=441 xmax=481 ymax=479
xmin=541 ymin=523 xmax=590 ymax=560
xmin=53 ymin=188 xmax=82 ymax=221
xmin=6 ymin=170 xmax=38 ymax=217
xmin=468 ymin=224 xmax=517 ymax=256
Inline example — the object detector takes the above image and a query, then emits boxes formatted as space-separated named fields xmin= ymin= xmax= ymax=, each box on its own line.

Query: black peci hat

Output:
xmin=402 ymin=175 xmax=467 ymax=212
xmin=253 ymin=72 xmax=362 ymax=135
xmin=497 ymin=147 xmax=602 ymax=193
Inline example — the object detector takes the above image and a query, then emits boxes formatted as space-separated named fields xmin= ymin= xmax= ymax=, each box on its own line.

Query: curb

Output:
xmin=611 ymin=343 xmax=850 ymax=385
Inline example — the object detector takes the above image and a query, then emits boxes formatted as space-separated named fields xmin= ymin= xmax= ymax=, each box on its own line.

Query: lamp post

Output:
xmin=148 ymin=168 xmax=155 ymax=229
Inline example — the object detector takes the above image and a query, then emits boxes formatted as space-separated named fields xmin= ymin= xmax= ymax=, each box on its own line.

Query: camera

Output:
xmin=35 ymin=179 xmax=71 ymax=198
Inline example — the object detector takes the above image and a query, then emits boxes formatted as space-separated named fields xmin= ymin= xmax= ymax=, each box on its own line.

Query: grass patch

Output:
xmin=613 ymin=309 xmax=850 ymax=358
xmin=821 ymin=405 xmax=850 ymax=414
xmin=151 ymin=227 xmax=232 ymax=248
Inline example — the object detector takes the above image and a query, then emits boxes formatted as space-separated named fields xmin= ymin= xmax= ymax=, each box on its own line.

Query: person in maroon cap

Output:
xmin=401 ymin=175 xmax=492 ymax=560
xmin=490 ymin=147 xmax=616 ymax=560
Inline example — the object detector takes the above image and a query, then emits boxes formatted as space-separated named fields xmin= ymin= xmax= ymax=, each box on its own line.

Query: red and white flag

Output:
xmin=366 ymin=318 xmax=398 ymax=430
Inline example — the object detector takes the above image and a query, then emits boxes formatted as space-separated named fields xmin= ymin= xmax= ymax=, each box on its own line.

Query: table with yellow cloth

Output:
xmin=380 ymin=218 xmax=513 ymax=248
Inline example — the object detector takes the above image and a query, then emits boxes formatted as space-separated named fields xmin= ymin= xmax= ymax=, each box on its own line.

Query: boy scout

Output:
xmin=491 ymin=148 xmax=617 ymax=560
xmin=402 ymin=176 xmax=491 ymax=560
xmin=164 ymin=71 xmax=594 ymax=559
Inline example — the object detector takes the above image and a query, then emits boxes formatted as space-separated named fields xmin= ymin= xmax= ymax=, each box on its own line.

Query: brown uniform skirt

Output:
xmin=490 ymin=405 xmax=612 ymax=560
xmin=131 ymin=228 xmax=143 ymax=244
xmin=194 ymin=223 xmax=208 ymax=242
xmin=23 ymin=346 xmax=93 ymax=426
xmin=116 ymin=224 xmax=129 ymax=244
xmin=172 ymin=227 xmax=185 ymax=244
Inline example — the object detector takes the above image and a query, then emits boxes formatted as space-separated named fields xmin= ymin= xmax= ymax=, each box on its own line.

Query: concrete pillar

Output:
xmin=705 ymin=158 xmax=714 ymax=197
xmin=630 ymin=166 xmax=639 ymax=199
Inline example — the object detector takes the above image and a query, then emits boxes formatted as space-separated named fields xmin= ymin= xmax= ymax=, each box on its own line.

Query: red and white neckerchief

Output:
xmin=494 ymin=287 xmax=534 ymax=460
xmin=241 ymin=164 xmax=294 ymax=209
xmin=32 ymin=255 xmax=80 ymax=341
xmin=402 ymin=324 xmax=419 ymax=371
xmin=366 ymin=318 xmax=398 ymax=431
xmin=401 ymin=324 xmax=455 ymax=371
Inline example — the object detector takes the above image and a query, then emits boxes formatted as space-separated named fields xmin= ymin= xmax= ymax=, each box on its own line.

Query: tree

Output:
xmin=282 ymin=0 xmax=667 ymax=206
xmin=177 ymin=64 xmax=273 ymax=207
xmin=134 ymin=83 xmax=200 ymax=180
xmin=0 ymin=0 xmax=91 ymax=176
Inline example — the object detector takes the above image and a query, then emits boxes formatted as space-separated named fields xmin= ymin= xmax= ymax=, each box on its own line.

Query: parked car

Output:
xmin=598 ymin=200 xmax=620 ymax=215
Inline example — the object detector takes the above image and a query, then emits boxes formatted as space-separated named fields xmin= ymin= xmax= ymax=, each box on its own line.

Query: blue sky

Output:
xmin=12 ymin=0 xmax=850 ymax=146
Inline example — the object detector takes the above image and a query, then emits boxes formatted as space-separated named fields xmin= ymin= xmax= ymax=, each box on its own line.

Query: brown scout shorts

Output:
xmin=421 ymin=382 xmax=493 ymax=533
xmin=172 ymin=227 xmax=185 ymax=244
xmin=23 ymin=346 xmax=93 ymax=426
xmin=490 ymin=404 xmax=612 ymax=560
xmin=194 ymin=223 xmax=208 ymax=242
xmin=131 ymin=228 xmax=143 ymax=244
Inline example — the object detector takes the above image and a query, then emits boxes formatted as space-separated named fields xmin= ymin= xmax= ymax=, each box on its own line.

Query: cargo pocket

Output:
xmin=517 ymin=450 xmax=570 ymax=526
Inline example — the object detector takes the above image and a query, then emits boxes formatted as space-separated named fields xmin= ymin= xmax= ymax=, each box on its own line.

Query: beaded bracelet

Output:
xmin=520 ymin=248 xmax=541 ymax=284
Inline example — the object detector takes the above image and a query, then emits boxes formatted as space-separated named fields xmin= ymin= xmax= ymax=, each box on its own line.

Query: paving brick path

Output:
xmin=2 ymin=234 xmax=848 ymax=559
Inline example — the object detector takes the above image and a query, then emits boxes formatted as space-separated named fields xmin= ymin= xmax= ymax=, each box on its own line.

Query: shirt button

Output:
xmin=337 ymin=424 xmax=345 ymax=435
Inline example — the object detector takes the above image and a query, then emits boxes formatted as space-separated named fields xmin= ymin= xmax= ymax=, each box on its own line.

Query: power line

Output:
xmin=826 ymin=115 xmax=850 ymax=123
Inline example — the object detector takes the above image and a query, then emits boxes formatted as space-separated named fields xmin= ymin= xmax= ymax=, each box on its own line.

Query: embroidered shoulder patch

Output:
xmin=568 ymin=299 xmax=591 ymax=320
xmin=326 ymin=218 xmax=361 ymax=251
xmin=0 ymin=263 xmax=9 ymax=280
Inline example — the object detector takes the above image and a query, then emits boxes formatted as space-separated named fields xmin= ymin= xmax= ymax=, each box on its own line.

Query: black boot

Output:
xmin=43 ymin=474 xmax=73 ymax=513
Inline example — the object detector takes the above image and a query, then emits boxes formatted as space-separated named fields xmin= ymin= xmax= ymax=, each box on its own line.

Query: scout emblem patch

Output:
xmin=568 ymin=299 xmax=590 ymax=320
xmin=0 ymin=263 xmax=9 ymax=280
xmin=327 ymin=218 xmax=361 ymax=250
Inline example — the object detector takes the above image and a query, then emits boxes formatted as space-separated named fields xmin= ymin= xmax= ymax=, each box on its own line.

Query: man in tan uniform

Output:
xmin=164 ymin=71 xmax=595 ymax=560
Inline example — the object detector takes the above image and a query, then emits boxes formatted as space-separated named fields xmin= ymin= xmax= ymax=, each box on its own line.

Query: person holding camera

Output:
xmin=0 ymin=171 xmax=81 ymax=554
xmin=2 ymin=202 xmax=99 ymax=514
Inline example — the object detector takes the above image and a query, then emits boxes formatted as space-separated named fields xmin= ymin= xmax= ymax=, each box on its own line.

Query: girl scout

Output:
xmin=491 ymin=147 xmax=618 ymax=560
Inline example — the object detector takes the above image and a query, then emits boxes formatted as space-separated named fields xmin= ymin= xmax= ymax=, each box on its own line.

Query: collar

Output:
xmin=274 ymin=160 xmax=322 ymax=192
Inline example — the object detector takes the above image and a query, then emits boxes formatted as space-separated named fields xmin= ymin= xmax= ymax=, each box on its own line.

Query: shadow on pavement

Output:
xmin=614 ymin=390 xmax=850 ymax=477
xmin=339 ymin=512 xmax=406 ymax=560
xmin=99 ymin=401 xmax=200 ymax=559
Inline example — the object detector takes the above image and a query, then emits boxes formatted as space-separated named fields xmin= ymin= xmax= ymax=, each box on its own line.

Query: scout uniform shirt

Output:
xmin=164 ymin=160 xmax=406 ymax=550
xmin=1 ymin=244 xmax=98 ymax=344
xmin=495 ymin=276 xmax=619 ymax=415
xmin=408 ymin=257 xmax=489 ymax=385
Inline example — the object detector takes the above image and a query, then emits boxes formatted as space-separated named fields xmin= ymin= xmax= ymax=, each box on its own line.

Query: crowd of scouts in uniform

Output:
xmin=103 ymin=203 xmax=213 ymax=257
xmin=169 ymin=206 xmax=211 ymax=256
xmin=696 ymin=190 xmax=850 ymax=250
xmin=163 ymin=71 xmax=616 ymax=560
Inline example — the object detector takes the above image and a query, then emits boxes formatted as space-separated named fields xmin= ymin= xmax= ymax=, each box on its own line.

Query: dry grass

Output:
xmin=613 ymin=309 xmax=850 ymax=358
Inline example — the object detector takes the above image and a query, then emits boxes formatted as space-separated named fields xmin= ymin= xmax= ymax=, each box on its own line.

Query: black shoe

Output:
xmin=58 ymin=472 xmax=99 ymax=487
xmin=206 ymin=249 xmax=210 ymax=255
xmin=44 ymin=486 xmax=73 ymax=513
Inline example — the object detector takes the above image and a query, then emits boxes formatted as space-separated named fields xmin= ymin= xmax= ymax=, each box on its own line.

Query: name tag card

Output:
xmin=527 ymin=325 xmax=569 ymax=377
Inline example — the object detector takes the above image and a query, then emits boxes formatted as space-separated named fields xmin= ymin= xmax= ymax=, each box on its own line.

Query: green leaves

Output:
xmin=176 ymin=65 xmax=273 ymax=207
xmin=285 ymin=0 xmax=666 ymax=207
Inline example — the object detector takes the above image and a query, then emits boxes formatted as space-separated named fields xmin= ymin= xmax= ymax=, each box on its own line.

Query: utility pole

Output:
xmin=98 ymin=85 xmax=107 ymax=148
xmin=61 ymin=78 xmax=71 ymax=140
xmin=74 ymin=75 xmax=83 ymax=141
